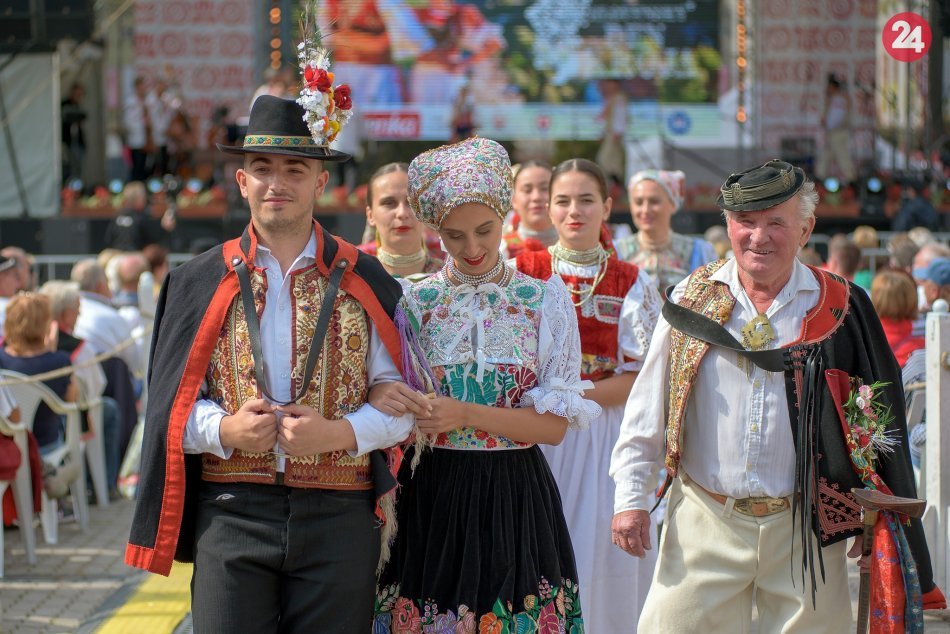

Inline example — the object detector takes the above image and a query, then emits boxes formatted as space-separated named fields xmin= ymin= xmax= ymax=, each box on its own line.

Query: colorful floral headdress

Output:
xmin=295 ymin=3 xmax=353 ymax=148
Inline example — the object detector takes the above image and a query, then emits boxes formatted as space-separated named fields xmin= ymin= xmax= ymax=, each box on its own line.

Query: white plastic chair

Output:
xmin=3 ymin=371 xmax=89 ymax=543
xmin=0 ymin=412 xmax=37 ymax=575
xmin=76 ymin=378 xmax=109 ymax=508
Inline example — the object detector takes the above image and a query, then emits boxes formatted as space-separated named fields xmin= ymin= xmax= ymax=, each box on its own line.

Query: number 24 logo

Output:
xmin=891 ymin=20 xmax=925 ymax=53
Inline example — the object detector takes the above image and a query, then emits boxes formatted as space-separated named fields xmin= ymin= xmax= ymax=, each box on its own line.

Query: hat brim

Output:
xmin=716 ymin=168 xmax=806 ymax=212
xmin=216 ymin=143 xmax=351 ymax=163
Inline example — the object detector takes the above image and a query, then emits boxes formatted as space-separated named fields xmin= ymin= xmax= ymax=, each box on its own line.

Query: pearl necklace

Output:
xmin=445 ymin=254 xmax=506 ymax=286
xmin=377 ymin=247 xmax=426 ymax=268
xmin=549 ymin=243 xmax=609 ymax=307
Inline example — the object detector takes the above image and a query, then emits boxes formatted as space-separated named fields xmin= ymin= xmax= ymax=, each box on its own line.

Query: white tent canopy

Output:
xmin=0 ymin=53 xmax=60 ymax=218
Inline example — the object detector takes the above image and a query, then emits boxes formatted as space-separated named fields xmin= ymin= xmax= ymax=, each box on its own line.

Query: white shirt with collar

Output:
xmin=74 ymin=291 xmax=145 ymax=378
xmin=610 ymin=258 xmax=821 ymax=513
xmin=183 ymin=231 xmax=414 ymax=468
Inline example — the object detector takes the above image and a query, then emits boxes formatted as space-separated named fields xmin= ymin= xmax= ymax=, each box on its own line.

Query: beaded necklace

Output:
xmin=377 ymin=247 xmax=426 ymax=268
xmin=445 ymin=254 xmax=507 ymax=286
xmin=549 ymin=243 xmax=609 ymax=307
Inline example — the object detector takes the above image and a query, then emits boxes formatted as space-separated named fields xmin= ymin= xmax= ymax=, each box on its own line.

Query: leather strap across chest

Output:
xmin=233 ymin=258 xmax=347 ymax=405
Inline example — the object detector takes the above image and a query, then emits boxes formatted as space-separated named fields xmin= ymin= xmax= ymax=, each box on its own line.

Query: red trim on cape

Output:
xmin=124 ymin=258 xmax=242 ymax=575
xmin=791 ymin=265 xmax=850 ymax=345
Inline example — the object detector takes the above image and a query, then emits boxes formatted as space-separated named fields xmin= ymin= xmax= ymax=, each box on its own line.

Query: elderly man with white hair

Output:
xmin=70 ymin=258 xmax=144 ymax=378
xmin=609 ymin=159 xmax=944 ymax=632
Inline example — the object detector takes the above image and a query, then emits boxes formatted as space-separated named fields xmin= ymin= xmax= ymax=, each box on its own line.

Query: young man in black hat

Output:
xmin=126 ymin=94 xmax=432 ymax=633
xmin=609 ymin=159 xmax=944 ymax=631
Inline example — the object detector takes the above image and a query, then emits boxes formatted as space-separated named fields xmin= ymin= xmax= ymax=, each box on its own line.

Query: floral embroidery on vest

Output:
xmin=665 ymin=259 xmax=735 ymax=473
xmin=202 ymin=263 xmax=373 ymax=488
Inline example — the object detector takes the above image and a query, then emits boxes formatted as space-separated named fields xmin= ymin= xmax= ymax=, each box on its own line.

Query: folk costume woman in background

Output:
xmin=502 ymin=160 xmax=557 ymax=258
xmin=360 ymin=163 xmax=442 ymax=282
xmin=615 ymin=169 xmax=717 ymax=292
xmin=515 ymin=158 xmax=662 ymax=631
xmin=372 ymin=138 xmax=599 ymax=632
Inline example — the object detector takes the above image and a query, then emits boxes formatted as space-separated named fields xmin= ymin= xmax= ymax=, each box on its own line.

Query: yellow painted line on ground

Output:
xmin=96 ymin=562 xmax=192 ymax=634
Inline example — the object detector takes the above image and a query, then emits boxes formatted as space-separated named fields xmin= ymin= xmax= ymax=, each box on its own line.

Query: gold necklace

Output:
xmin=377 ymin=247 xmax=426 ymax=268
xmin=549 ymin=244 xmax=609 ymax=307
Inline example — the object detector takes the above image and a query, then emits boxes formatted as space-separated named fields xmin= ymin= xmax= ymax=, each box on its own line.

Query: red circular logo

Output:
xmin=883 ymin=12 xmax=932 ymax=62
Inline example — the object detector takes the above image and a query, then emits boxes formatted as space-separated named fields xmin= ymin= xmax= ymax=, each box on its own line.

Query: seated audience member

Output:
xmin=0 ymin=294 xmax=77 ymax=454
xmin=704 ymin=225 xmax=731 ymax=259
xmin=825 ymin=238 xmax=861 ymax=282
xmin=871 ymin=269 xmax=925 ymax=367
xmin=798 ymin=247 xmax=824 ymax=267
xmin=70 ymin=259 xmax=144 ymax=378
xmin=141 ymin=243 xmax=169 ymax=299
xmin=70 ymin=259 xmax=142 ymax=458
xmin=903 ymin=348 xmax=927 ymax=468
xmin=0 ymin=254 xmax=22 ymax=336
xmin=908 ymin=226 xmax=936 ymax=248
xmin=912 ymin=244 xmax=950 ymax=333
xmin=888 ymin=234 xmax=919 ymax=274
xmin=0 ymin=247 xmax=35 ymax=293
xmin=851 ymin=225 xmax=879 ymax=290
xmin=40 ymin=280 xmax=122 ymax=494
xmin=916 ymin=257 xmax=950 ymax=311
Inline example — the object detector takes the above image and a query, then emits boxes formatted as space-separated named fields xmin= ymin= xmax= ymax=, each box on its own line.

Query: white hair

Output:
xmin=39 ymin=280 xmax=81 ymax=318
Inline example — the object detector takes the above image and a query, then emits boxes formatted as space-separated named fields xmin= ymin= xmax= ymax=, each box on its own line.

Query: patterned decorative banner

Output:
xmin=755 ymin=0 xmax=878 ymax=167
xmin=133 ymin=0 xmax=255 ymax=148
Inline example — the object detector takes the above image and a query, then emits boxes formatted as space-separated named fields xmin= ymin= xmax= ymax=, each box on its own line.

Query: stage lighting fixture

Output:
xmin=68 ymin=178 xmax=83 ymax=192
xmin=186 ymin=178 xmax=204 ymax=193
xmin=866 ymin=177 xmax=883 ymax=193
xmin=108 ymin=179 xmax=123 ymax=194
xmin=146 ymin=177 xmax=163 ymax=194
xmin=823 ymin=177 xmax=840 ymax=193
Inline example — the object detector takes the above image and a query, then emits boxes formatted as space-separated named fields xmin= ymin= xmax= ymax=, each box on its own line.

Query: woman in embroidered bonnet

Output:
xmin=369 ymin=137 xmax=599 ymax=632
xmin=614 ymin=169 xmax=718 ymax=292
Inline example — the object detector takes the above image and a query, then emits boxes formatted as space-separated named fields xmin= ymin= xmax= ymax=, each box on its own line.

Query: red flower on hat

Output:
xmin=333 ymin=84 xmax=352 ymax=110
xmin=304 ymin=65 xmax=332 ymax=93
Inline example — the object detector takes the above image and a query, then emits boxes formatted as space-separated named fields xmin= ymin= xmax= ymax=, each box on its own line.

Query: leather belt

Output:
xmin=688 ymin=477 xmax=791 ymax=517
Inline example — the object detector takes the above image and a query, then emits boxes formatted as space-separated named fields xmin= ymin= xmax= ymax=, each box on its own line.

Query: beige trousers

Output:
xmin=815 ymin=128 xmax=856 ymax=182
xmin=637 ymin=477 xmax=852 ymax=634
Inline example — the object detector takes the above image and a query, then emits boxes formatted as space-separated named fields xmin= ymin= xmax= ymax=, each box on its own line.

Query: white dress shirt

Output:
xmin=182 ymin=232 xmax=414 ymax=468
xmin=75 ymin=292 xmax=145 ymax=378
xmin=610 ymin=258 xmax=821 ymax=513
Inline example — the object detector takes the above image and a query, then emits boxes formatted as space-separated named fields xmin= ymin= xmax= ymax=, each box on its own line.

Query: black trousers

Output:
xmin=191 ymin=480 xmax=380 ymax=634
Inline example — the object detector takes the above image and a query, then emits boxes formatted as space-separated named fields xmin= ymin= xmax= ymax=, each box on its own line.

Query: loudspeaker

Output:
xmin=0 ymin=0 xmax=93 ymax=54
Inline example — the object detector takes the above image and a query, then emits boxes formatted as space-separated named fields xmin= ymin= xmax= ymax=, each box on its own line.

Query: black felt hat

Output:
xmin=217 ymin=95 xmax=350 ymax=162
xmin=717 ymin=159 xmax=806 ymax=212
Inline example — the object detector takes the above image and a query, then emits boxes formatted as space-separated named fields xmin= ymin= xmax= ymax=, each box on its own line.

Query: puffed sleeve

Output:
xmin=519 ymin=275 xmax=602 ymax=430
xmin=617 ymin=270 xmax=662 ymax=373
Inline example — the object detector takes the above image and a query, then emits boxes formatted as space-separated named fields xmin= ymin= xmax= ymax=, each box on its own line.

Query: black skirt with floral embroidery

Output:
xmin=374 ymin=446 xmax=584 ymax=633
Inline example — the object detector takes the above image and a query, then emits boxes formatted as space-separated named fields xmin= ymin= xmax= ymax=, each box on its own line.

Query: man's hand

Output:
xmin=369 ymin=381 xmax=433 ymax=417
xmin=847 ymin=535 xmax=871 ymax=572
xmin=276 ymin=403 xmax=356 ymax=456
xmin=415 ymin=396 xmax=468 ymax=435
xmin=219 ymin=399 xmax=278 ymax=453
xmin=612 ymin=510 xmax=652 ymax=558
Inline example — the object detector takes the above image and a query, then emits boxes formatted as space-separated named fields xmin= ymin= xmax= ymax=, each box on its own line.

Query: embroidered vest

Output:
xmin=504 ymin=231 xmax=548 ymax=259
xmin=665 ymin=260 xmax=850 ymax=474
xmin=517 ymin=250 xmax=640 ymax=381
xmin=201 ymin=263 xmax=373 ymax=489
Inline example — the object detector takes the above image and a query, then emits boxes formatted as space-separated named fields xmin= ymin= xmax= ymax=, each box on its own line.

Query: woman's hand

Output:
xmin=415 ymin=396 xmax=469 ymax=435
xmin=368 ymin=381 xmax=433 ymax=417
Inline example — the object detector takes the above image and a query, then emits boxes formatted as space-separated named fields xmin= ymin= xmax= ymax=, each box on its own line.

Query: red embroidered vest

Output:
xmin=516 ymin=250 xmax=640 ymax=382
xmin=201 ymin=263 xmax=374 ymax=490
